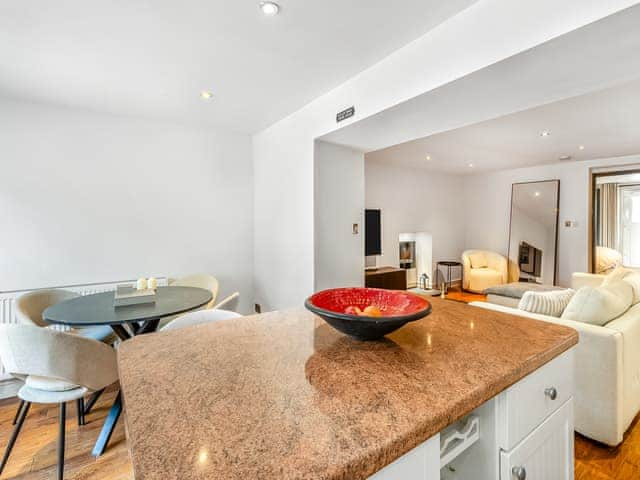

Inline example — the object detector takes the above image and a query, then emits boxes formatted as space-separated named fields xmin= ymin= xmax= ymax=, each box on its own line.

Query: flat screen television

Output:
xmin=519 ymin=241 xmax=542 ymax=277
xmin=365 ymin=209 xmax=381 ymax=256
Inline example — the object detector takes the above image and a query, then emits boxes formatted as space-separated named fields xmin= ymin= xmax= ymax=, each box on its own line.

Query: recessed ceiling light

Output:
xmin=534 ymin=191 xmax=541 ymax=197
xmin=200 ymin=91 xmax=213 ymax=100
xmin=559 ymin=155 xmax=572 ymax=161
xmin=260 ymin=1 xmax=280 ymax=15
xmin=540 ymin=130 xmax=551 ymax=137
xmin=425 ymin=155 xmax=431 ymax=161
xmin=578 ymin=145 xmax=585 ymax=150
xmin=468 ymin=163 xmax=474 ymax=168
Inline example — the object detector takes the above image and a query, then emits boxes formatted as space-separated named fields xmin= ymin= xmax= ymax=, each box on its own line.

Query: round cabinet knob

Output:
xmin=512 ymin=466 xmax=527 ymax=480
xmin=544 ymin=387 xmax=558 ymax=400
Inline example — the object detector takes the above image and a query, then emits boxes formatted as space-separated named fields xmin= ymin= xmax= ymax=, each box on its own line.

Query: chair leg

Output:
xmin=11 ymin=399 xmax=25 ymax=425
xmin=58 ymin=402 xmax=66 ymax=480
xmin=76 ymin=398 xmax=85 ymax=426
xmin=0 ymin=401 xmax=31 ymax=475
xmin=83 ymin=388 xmax=104 ymax=416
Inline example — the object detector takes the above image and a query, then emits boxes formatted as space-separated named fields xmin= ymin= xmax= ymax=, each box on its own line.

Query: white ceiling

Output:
xmin=0 ymin=0 xmax=477 ymax=133
xmin=366 ymin=77 xmax=640 ymax=174
xmin=319 ymin=5 xmax=640 ymax=174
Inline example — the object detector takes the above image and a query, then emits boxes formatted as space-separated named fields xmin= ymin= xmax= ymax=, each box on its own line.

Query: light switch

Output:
xmin=352 ymin=223 xmax=359 ymax=235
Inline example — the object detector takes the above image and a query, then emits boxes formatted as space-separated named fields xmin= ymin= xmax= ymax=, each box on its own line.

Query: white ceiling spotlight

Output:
xmin=425 ymin=155 xmax=431 ymax=161
xmin=259 ymin=1 xmax=280 ymax=16
xmin=468 ymin=163 xmax=474 ymax=168
xmin=540 ymin=130 xmax=551 ymax=137
xmin=578 ymin=145 xmax=585 ymax=150
xmin=200 ymin=91 xmax=214 ymax=100
xmin=534 ymin=191 xmax=541 ymax=197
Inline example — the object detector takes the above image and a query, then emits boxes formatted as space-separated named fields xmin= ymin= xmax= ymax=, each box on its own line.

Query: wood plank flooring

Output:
xmin=0 ymin=364 xmax=638 ymax=479
xmin=0 ymin=386 xmax=132 ymax=479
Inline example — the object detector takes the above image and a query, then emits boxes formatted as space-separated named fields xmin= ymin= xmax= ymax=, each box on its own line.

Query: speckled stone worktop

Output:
xmin=117 ymin=298 xmax=577 ymax=480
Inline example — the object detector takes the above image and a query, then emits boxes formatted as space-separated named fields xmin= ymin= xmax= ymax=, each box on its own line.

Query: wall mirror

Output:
xmin=591 ymin=169 xmax=640 ymax=273
xmin=508 ymin=180 xmax=560 ymax=285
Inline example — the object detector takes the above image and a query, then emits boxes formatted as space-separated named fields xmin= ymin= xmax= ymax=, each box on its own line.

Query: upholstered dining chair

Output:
xmin=161 ymin=308 xmax=241 ymax=331
xmin=13 ymin=289 xmax=116 ymax=425
xmin=15 ymin=289 xmax=115 ymax=342
xmin=157 ymin=274 xmax=222 ymax=329
xmin=168 ymin=274 xmax=219 ymax=308
xmin=0 ymin=324 xmax=118 ymax=480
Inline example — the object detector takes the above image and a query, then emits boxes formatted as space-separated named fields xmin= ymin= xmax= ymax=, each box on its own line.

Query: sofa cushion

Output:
xmin=622 ymin=273 xmax=640 ymax=305
xmin=603 ymin=266 xmax=635 ymax=284
xmin=603 ymin=267 xmax=640 ymax=306
xmin=561 ymin=280 xmax=633 ymax=326
xmin=469 ymin=253 xmax=488 ymax=269
xmin=518 ymin=289 xmax=575 ymax=317
xmin=25 ymin=375 xmax=79 ymax=392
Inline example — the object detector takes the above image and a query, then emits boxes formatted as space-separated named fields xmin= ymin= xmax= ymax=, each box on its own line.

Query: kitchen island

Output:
xmin=117 ymin=297 xmax=577 ymax=479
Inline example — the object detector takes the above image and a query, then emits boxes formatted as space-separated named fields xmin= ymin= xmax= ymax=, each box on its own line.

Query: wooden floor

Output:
xmin=443 ymin=288 xmax=487 ymax=303
xmin=0 ymin=361 xmax=638 ymax=479
xmin=0 ymin=386 xmax=132 ymax=479
xmin=575 ymin=414 xmax=640 ymax=479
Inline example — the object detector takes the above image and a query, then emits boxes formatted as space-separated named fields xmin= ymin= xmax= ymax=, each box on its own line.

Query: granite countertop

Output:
xmin=117 ymin=297 xmax=578 ymax=480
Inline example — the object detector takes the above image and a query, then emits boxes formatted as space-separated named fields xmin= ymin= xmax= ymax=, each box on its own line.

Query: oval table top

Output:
xmin=43 ymin=286 xmax=212 ymax=327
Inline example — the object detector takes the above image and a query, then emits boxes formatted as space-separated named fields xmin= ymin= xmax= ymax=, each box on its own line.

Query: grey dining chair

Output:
xmin=161 ymin=308 xmax=241 ymax=331
xmin=15 ymin=289 xmax=116 ymax=342
xmin=0 ymin=324 xmax=118 ymax=480
xmin=12 ymin=289 xmax=116 ymax=426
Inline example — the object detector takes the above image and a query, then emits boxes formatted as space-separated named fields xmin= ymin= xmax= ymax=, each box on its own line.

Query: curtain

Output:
xmin=597 ymin=183 xmax=618 ymax=248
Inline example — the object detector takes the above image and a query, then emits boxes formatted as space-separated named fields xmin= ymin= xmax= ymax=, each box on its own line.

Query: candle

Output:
xmin=136 ymin=278 xmax=148 ymax=290
xmin=147 ymin=277 xmax=158 ymax=290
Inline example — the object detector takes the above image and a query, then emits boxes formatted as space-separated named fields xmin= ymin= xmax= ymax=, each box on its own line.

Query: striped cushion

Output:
xmin=518 ymin=289 xmax=575 ymax=317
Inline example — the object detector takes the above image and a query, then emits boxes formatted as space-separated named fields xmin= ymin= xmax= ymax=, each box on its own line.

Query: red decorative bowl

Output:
xmin=305 ymin=287 xmax=432 ymax=340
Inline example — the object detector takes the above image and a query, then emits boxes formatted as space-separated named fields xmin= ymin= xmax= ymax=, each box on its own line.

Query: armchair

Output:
xmin=462 ymin=250 xmax=509 ymax=293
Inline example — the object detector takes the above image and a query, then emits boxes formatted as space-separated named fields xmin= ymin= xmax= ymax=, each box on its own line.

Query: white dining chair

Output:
xmin=161 ymin=308 xmax=241 ymax=331
xmin=168 ymin=274 xmax=219 ymax=308
xmin=0 ymin=324 xmax=118 ymax=480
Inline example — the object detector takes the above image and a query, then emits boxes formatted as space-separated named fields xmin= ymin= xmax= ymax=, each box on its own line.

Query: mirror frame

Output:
xmin=589 ymin=167 xmax=640 ymax=273
xmin=507 ymin=180 xmax=560 ymax=285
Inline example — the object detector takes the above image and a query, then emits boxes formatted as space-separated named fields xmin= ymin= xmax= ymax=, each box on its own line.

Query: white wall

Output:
xmin=253 ymin=0 xmax=634 ymax=310
xmin=0 ymin=98 xmax=254 ymax=313
xmin=463 ymin=155 xmax=640 ymax=287
xmin=314 ymin=141 xmax=364 ymax=290
xmin=366 ymin=161 xmax=466 ymax=282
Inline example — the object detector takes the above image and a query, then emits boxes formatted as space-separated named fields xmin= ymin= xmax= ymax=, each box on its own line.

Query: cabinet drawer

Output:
xmin=497 ymin=349 xmax=574 ymax=450
xmin=500 ymin=399 xmax=574 ymax=480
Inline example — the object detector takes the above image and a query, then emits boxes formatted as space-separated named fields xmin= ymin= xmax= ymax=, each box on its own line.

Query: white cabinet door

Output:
xmin=369 ymin=434 xmax=440 ymax=480
xmin=500 ymin=399 xmax=573 ymax=480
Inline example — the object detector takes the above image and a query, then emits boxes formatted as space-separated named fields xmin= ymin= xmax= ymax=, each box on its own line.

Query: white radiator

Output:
xmin=0 ymin=277 xmax=166 ymax=381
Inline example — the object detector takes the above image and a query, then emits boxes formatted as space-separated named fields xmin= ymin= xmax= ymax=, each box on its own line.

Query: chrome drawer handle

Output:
xmin=512 ymin=466 xmax=527 ymax=480
xmin=544 ymin=387 xmax=558 ymax=400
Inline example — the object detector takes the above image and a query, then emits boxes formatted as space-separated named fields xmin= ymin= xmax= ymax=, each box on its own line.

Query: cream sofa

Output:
xmin=461 ymin=250 xmax=509 ymax=293
xmin=471 ymin=272 xmax=640 ymax=446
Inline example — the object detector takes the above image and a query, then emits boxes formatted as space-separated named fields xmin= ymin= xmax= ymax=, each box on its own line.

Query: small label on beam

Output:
xmin=336 ymin=106 xmax=355 ymax=123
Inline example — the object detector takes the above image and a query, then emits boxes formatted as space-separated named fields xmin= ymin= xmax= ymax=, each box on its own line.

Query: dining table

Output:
xmin=42 ymin=285 xmax=212 ymax=457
